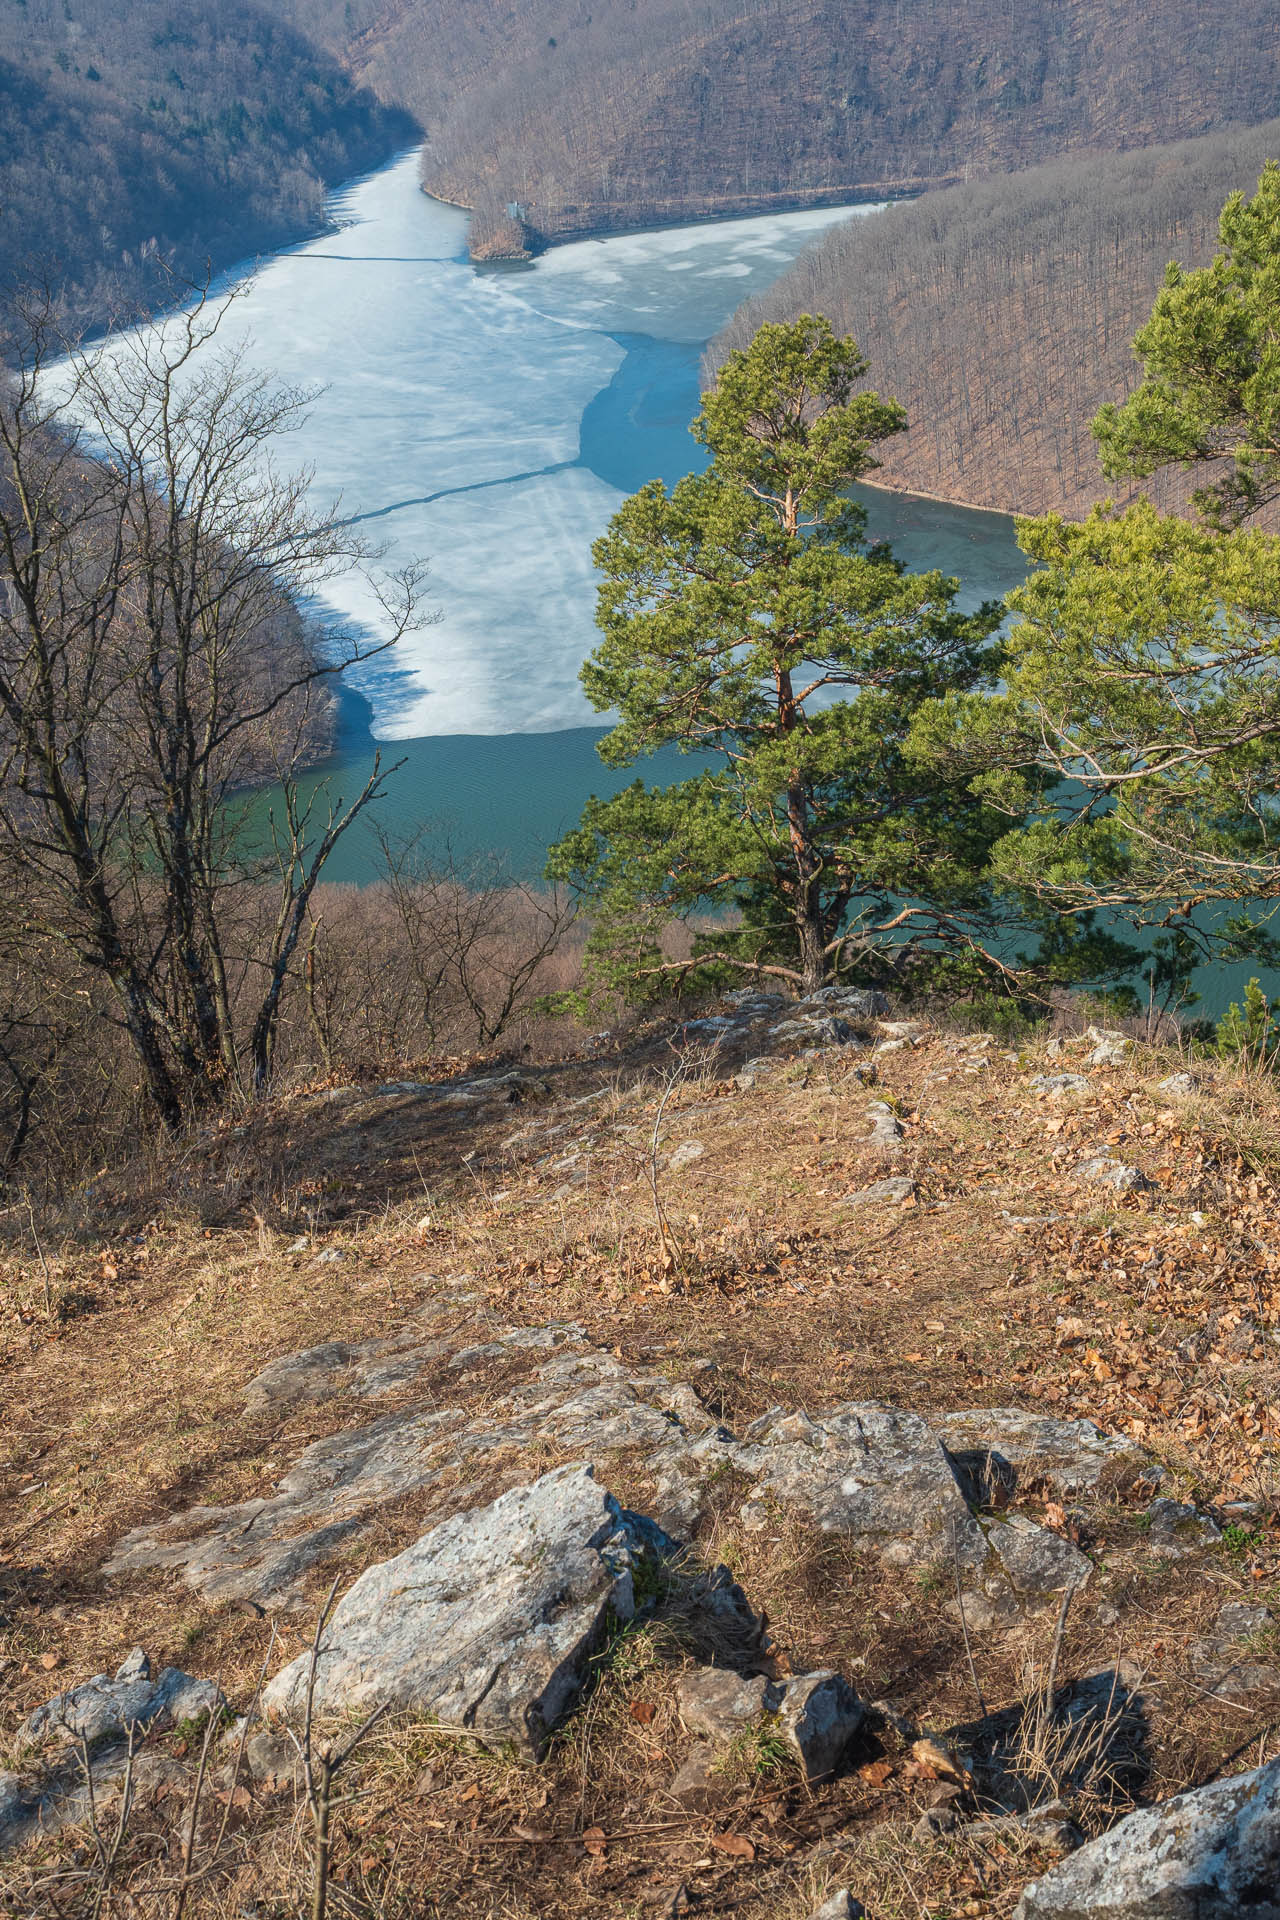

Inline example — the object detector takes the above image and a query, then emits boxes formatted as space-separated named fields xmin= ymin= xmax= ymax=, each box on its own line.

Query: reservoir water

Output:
xmin=93 ymin=149 xmax=1026 ymax=878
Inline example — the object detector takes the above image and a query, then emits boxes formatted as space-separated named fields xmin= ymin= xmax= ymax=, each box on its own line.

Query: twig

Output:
xmin=172 ymin=1691 xmax=221 ymax=1920
xmin=296 ymin=1575 xmax=388 ymax=1920
xmin=951 ymin=1520 xmax=987 ymax=1718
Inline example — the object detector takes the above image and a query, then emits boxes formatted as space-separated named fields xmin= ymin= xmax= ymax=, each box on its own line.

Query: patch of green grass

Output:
xmin=710 ymin=1710 xmax=796 ymax=1785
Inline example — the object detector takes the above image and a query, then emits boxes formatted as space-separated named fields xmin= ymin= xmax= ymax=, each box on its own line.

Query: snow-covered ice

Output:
xmin=53 ymin=151 xmax=874 ymax=738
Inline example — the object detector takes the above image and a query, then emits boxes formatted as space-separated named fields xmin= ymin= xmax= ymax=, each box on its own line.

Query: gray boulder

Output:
xmin=678 ymin=1669 xmax=771 ymax=1740
xmin=1085 ymin=1027 xmax=1132 ymax=1069
xmin=983 ymin=1513 xmax=1092 ymax=1598
xmin=1030 ymin=1074 xmax=1090 ymax=1095
xmin=25 ymin=1648 xmax=222 ymax=1746
xmin=840 ymin=1176 xmax=916 ymax=1207
xmin=677 ymin=1666 xmax=863 ymax=1783
xmin=1145 ymin=1497 xmax=1222 ymax=1556
xmin=939 ymin=1409 xmax=1151 ymax=1501
xmin=1157 ymin=1071 xmax=1200 ymax=1099
xmin=775 ymin=1670 xmax=864 ymax=1781
xmin=810 ymin=1893 xmax=865 ymax=1920
xmin=866 ymin=1101 xmax=905 ymax=1150
xmin=1078 ymin=1157 xmax=1151 ymax=1193
xmin=262 ymin=1464 xmax=671 ymax=1755
xmin=1014 ymin=1756 xmax=1280 ymax=1918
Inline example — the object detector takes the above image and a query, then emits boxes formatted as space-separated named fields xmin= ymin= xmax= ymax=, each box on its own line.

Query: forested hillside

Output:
xmin=0 ymin=0 xmax=413 ymax=321
xmin=709 ymin=122 xmax=1280 ymax=520
xmin=276 ymin=0 xmax=1280 ymax=254
xmin=4 ymin=0 xmax=1280 ymax=318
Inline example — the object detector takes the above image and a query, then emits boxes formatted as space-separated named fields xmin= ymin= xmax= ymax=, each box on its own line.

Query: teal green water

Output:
xmin=287 ymin=332 xmax=1029 ymax=883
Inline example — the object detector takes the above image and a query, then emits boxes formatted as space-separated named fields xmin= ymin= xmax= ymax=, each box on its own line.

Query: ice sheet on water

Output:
xmin=333 ymin=465 xmax=623 ymax=738
xmin=47 ymin=150 xmax=883 ymax=737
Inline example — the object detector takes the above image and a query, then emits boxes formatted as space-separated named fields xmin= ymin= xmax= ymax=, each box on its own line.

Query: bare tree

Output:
xmin=0 ymin=280 xmax=426 ymax=1125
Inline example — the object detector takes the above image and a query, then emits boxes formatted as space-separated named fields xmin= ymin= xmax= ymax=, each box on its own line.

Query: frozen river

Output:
xmin=79 ymin=149 xmax=1027 ymax=872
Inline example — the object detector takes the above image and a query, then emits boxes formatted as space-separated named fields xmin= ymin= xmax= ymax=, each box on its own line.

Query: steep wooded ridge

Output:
xmin=708 ymin=122 xmax=1280 ymax=520
xmin=279 ymin=0 xmax=1280 ymax=254
xmin=4 ymin=0 xmax=1280 ymax=317
xmin=0 ymin=0 xmax=414 ymax=322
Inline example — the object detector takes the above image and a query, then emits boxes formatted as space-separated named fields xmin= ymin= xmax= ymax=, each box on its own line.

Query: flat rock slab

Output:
xmin=938 ymin=1409 xmax=1151 ymax=1500
xmin=1014 ymin=1756 xmax=1280 ymax=1918
xmin=262 ymin=1464 xmax=670 ymax=1755
xmin=732 ymin=1404 xmax=988 ymax=1572
xmin=25 ymin=1647 xmax=222 ymax=1746
xmin=105 ymin=1403 xmax=457 ymax=1609
xmin=840 ymin=1176 xmax=915 ymax=1207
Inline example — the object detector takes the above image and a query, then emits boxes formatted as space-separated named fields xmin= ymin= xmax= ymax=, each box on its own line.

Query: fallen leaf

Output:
xmin=904 ymin=1351 xmax=926 ymax=1364
xmin=512 ymin=1825 xmax=550 ymax=1843
xmin=458 ymin=1783 xmax=480 ymax=1803
xmin=710 ymin=1832 xmax=756 ymax=1861
xmin=629 ymin=1700 xmax=656 ymax=1724
xmin=858 ymin=1758 xmax=895 ymax=1786
xmin=38 ymin=1652 xmax=59 ymax=1671
xmin=910 ymin=1738 xmax=972 ymax=1786
xmin=582 ymin=1826 xmax=607 ymax=1858
xmin=1043 ymin=1501 xmax=1067 ymax=1534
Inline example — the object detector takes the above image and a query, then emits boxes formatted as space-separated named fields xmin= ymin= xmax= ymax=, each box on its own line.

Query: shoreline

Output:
xmin=424 ymin=171 xmax=940 ymax=263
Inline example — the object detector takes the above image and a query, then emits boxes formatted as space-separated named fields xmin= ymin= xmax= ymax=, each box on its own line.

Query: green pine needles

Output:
xmin=547 ymin=317 xmax=1009 ymax=998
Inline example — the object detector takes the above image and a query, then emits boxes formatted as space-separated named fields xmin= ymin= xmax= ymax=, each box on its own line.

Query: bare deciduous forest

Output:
xmin=5 ymin=0 xmax=1280 ymax=314
xmin=709 ymin=122 xmax=1280 ymax=519
xmin=0 ymin=0 xmax=414 ymax=321
xmin=308 ymin=0 xmax=1280 ymax=254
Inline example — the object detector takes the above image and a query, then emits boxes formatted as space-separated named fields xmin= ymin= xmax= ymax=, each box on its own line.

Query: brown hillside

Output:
xmin=280 ymin=0 xmax=1280 ymax=253
xmin=2 ymin=998 xmax=1278 ymax=1913
xmin=708 ymin=123 xmax=1280 ymax=521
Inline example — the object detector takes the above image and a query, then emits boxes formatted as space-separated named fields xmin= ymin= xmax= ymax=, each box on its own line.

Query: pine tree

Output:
xmin=546 ymin=317 xmax=1006 ymax=997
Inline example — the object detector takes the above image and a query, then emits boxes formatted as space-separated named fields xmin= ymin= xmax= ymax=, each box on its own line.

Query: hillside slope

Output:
xmin=1 ymin=994 xmax=1278 ymax=1912
xmin=709 ymin=123 xmax=1280 ymax=520
xmin=280 ymin=0 xmax=1280 ymax=252
xmin=0 ymin=0 xmax=414 ymax=323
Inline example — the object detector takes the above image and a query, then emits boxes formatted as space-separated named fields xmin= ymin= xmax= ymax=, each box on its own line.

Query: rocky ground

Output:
xmin=1 ymin=990 xmax=1278 ymax=1916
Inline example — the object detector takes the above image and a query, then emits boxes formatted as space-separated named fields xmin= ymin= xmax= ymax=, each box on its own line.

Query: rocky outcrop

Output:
xmin=106 ymin=1300 xmax=1113 ymax=1628
xmin=25 ymin=1648 xmax=222 ymax=1746
xmin=262 ymin=1465 xmax=673 ymax=1754
xmin=2 ymin=1652 xmax=223 ymax=1854
xmin=1014 ymin=1756 xmax=1280 ymax=1918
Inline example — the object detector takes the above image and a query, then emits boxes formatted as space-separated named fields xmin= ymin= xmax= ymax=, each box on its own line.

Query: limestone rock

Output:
xmin=1190 ymin=1603 xmax=1280 ymax=1697
xmin=667 ymin=1140 xmax=705 ymax=1170
xmin=1013 ymin=1756 xmax=1280 ymax=1918
xmin=938 ymin=1409 xmax=1151 ymax=1500
xmin=733 ymin=1403 xmax=987 ymax=1572
xmin=774 ymin=1669 xmax=864 ymax=1781
xmin=982 ymin=1514 xmax=1092 ymax=1597
xmin=1077 ymin=1157 xmax=1151 ymax=1193
xmin=1157 ymin=1070 xmax=1200 ymax=1098
xmin=866 ymin=1101 xmax=905 ymax=1150
xmin=677 ymin=1666 xmax=863 ymax=1783
xmin=1085 ymin=1027 xmax=1132 ymax=1068
xmin=262 ymin=1464 xmax=671 ymax=1755
xmin=106 ymin=1402 xmax=456 ymax=1608
xmin=840 ymin=1176 xmax=916 ymax=1207
xmin=1030 ymin=1074 xmax=1090 ymax=1095
xmin=804 ymin=986 xmax=889 ymax=1017
xmin=678 ymin=1669 xmax=770 ymax=1740
xmin=810 ymin=1892 xmax=865 ymax=1920
xmin=25 ymin=1648 xmax=223 ymax=1746
xmin=1144 ymin=1496 xmax=1222 ymax=1556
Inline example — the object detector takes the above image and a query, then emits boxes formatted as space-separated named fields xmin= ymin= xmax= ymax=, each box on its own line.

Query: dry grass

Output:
xmin=3 ymin=1006 xmax=1280 ymax=1914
